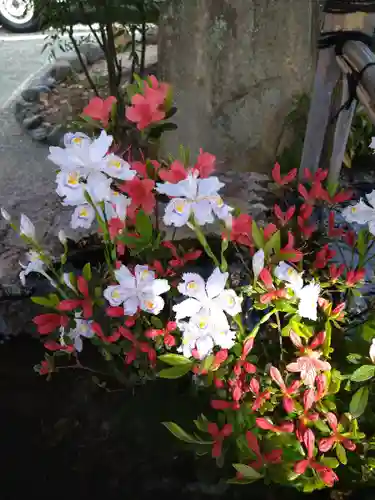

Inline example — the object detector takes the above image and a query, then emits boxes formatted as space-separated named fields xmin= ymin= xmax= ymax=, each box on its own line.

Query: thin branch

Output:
xmin=68 ymin=28 xmax=99 ymax=96
xmin=140 ymin=22 xmax=147 ymax=76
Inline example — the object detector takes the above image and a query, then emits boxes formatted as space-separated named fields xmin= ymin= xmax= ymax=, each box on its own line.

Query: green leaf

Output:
xmin=320 ymin=457 xmax=339 ymax=469
xmin=361 ymin=320 xmax=375 ymax=342
xmin=82 ymin=262 xmax=92 ymax=282
xmin=158 ymin=364 xmax=192 ymax=379
xmin=158 ymin=354 xmax=192 ymax=366
xmin=274 ymin=300 xmax=296 ymax=313
xmin=252 ymin=221 xmax=264 ymax=249
xmin=336 ymin=443 xmax=347 ymax=465
xmin=31 ymin=295 xmax=58 ymax=308
xmin=329 ymin=369 xmax=342 ymax=394
xmin=162 ymin=422 xmax=208 ymax=444
xmin=202 ymin=354 xmax=214 ymax=372
xmin=135 ymin=210 xmax=153 ymax=241
xmin=126 ymin=83 xmax=139 ymax=101
xmin=357 ymin=229 xmax=367 ymax=258
xmin=314 ymin=420 xmax=331 ymax=433
xmin=150 ymin=316 xmax=163 ymax=329
xmin=232 ymin=464 xmax=263 ymax=481
xmin=350 ymin=386 xmax=369 ymax=418
xmin=346 ymin=353 xmax=363 ymax=365
xmin=264 ymin=230 xmax=281 ymax=257
xmin=351 ymin=365 xmax=375 ymax=382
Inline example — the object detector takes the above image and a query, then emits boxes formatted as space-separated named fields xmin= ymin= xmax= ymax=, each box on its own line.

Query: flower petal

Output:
xmin=173 ymin=298 xmax=202 ymax=320
xmin=206 ymin=268 xmax=228 ymax=299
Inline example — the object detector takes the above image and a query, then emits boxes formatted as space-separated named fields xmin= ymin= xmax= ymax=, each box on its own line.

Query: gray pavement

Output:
xmin=0 ymin=28 xmax=87 ymax=282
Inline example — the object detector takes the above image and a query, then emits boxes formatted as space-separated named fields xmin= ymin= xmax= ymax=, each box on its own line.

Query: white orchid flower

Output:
xmin=370 ymin=339 xmax=375 ymax=364
xmin=342 ymin=197 xmax=375 ymax=235
xmin=48 ymin=130 xmax=113 ymax=175
xmin=56 ymin=171 xmax=85 ymax=206
xmin=102 ymin=154 xmax=136 ymax=180
xmin=105 ymin=191 xmax=131 ymax=221
xmin=1 ymin=207 xmax=11 ymax=221
xmin=252 ymin=249 xmax=265 ymax=280
xmin=274 ymin=261 xmax=304 ymax=296
xmin=67 ymin=319 xmax=94 ymax=352
xmin=104 ymin=264 xmax=170 ymax=316
xmin=71 ymin=204 xmax=96 ymax=229
xmin=297 ymin=281 xmax=320 ymax=321
xmin=19 ymin=251 xmax=48 ymax=285
xmin=85 ymin=172 xmax=112 ymax=204
xmin=173 ymin=267 xmax=241 ymax=330
xmin=156 ymin=172 xmax=231 ymax=227
xmin=370 ymin=137 xmax=375 ymax=150
xmin=20 ymin=214 xmax=36 ymax=240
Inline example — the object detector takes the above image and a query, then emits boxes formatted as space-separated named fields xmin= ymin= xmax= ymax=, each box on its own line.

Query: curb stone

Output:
xmin=13 ymin=42 xmax=105 ymax=147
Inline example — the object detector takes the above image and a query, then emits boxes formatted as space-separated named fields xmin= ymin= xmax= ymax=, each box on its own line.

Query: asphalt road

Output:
xmin=0 ymin=27 xmax=91 ymax=282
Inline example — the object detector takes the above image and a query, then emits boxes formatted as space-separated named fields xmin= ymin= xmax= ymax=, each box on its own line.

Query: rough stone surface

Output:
xmin=158 ymin=0 xmax=319 ymax=173
xmin=49 ymin=60 xmax=73 ymax=82
xmin=13 ymin=42 xmax=106 ymax=146
xmin=22 ymin=114 xmax=44 ymax=130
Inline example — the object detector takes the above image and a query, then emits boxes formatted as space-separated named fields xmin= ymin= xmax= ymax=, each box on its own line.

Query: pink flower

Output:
xmin=274 ymin=204 xmax=295 ymax=226
xmin=287 ymin=331 xmax=331 ymax=386
xmin=256 ymin=417 xmax=294 ymax=433
xmin=145 ymin=321 xmax=177 ymax=347
xmin=287 ymin=354 xmax=331 ymax=387
xmin=126 ymin=75 xmax=169 ymax=130
xmin=269 ymin=366 xmax=300 ymax=413
xmin=229 ymin=214 xmax=253 ymax=248
xmin=245 ymin=431 xmax=282 ymax=470
xmin=294 ymin=429 xmax=338 ymax=487
xmin=120 ymin=177 xmax=156 ymax=215
xmin=194 ymin=149 xmax=216 ymax=178
xmin=279 ymin=232 xmax=303 ymax=262
xmin=296 ymin=388 xmax=319 ymax=441
xmin=250 ymin=378 xmax=271 ymax=411
xmin=158 ymin=160 xmax=187 ymax=183
xmin=272 ymin=163 xmax=297 ymax=186
xmin=318 ymin=413 xmax=356 ymax=453
xmin=207 ymin=423 xmax=232 ymax=458
xmin=82 ymin=96 xmax=116 ymax=127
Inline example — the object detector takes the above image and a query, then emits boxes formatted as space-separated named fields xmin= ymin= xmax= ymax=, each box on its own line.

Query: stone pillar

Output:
xmin=158 ymin=0 xmax=319 ymax=172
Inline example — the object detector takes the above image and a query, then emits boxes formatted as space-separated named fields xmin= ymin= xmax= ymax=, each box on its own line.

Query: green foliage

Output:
xmin=344 ymin=105 xmax=375 ymax=169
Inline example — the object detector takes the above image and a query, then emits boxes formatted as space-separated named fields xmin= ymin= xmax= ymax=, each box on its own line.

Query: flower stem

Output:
xmin=190 ymin=220 xmax=220 ymax=268
xmin=275 ymin=311 xmax=283 ymax=362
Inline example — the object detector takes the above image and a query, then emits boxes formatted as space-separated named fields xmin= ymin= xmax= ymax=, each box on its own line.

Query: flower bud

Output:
xmin=58 ymin=230 xmax=67 ymax=245
xmin=1 ymin=207 xmax=11 ymax=221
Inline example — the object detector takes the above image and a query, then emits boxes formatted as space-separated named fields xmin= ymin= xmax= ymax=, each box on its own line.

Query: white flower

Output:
xmin=370 ymin=338 xmax=375 ymax=364
xmin=1 ymin=207 xmax=11 ymax=221
xmin=20 ymin=214 xmax=36 ymax=239
xmin=19 ymin=251 xmax=47 ymax=285
xmin=252 ymin=249 xmax=264 ymax=279
xmin=67 ymin=319 xmax=94 ymax=352
xmin=102 ymin=154 xmax=136 ymax=180
xmin=58 ymin=230 xmax=67 ymax=245
xmin=48 ymin=130 xmax=113 ymax=175
xmin=105 ymin=191 xmax=130 ymax=221
xmin=85 ymin=172 xmax=112 ymax=203
xmin=297 ymin=281 xmax=320 ymax=321
xmin=173 ymin=267 xmax=241 ymax=330
xmin=342 ymin=199 xmax=375 ymax=235
xmin=156 ymin=172 xmax=231 ymax=227
xmin=56 ymin=171 xmax=85 ymax=206
xmin=71 ymin=204 xmax=96 ymax=229
xmin=177 ymin=317 xmax=235 ymax=360
xmin=104 ymin=264 xmax=170 ymax=316
xmin=274 ymin=261 xmax=304 ymax=296
xmin=370 ymin=137 xmax=375 ymax=150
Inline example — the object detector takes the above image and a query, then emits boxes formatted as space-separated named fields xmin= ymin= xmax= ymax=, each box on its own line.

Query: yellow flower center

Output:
xmin=198 ymin=320 xmax=208 ymax=329
xmin=141 ymin=270 xmax=149 ymax=279
xmin=67 ymin=173 xmax=79 ymax=186
xmin=109 ymin=159 xmax=122 ymax=169
xmin=351 ymin=207 xmax=357 ymax=213
xmin=175 ymin=201 xmax=186 ymax=214
xmin=79 ymin=208 xmax=89 ymax=217
xmin=112 ymin=290 xmax=120 ymax=299
xmin=187 ymin=281 xmax=198 ymax=290
xmin=72 ymin=137 xmax=83 ymax=145
xmin=145 ymin=300 xmax=154 ymax=310
xmin=227 ymin=296 xmax=235 ymax=306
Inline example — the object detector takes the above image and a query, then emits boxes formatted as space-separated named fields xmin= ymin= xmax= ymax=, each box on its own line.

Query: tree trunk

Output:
xmin=158 ymin=0 xmax=320 ymax=173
